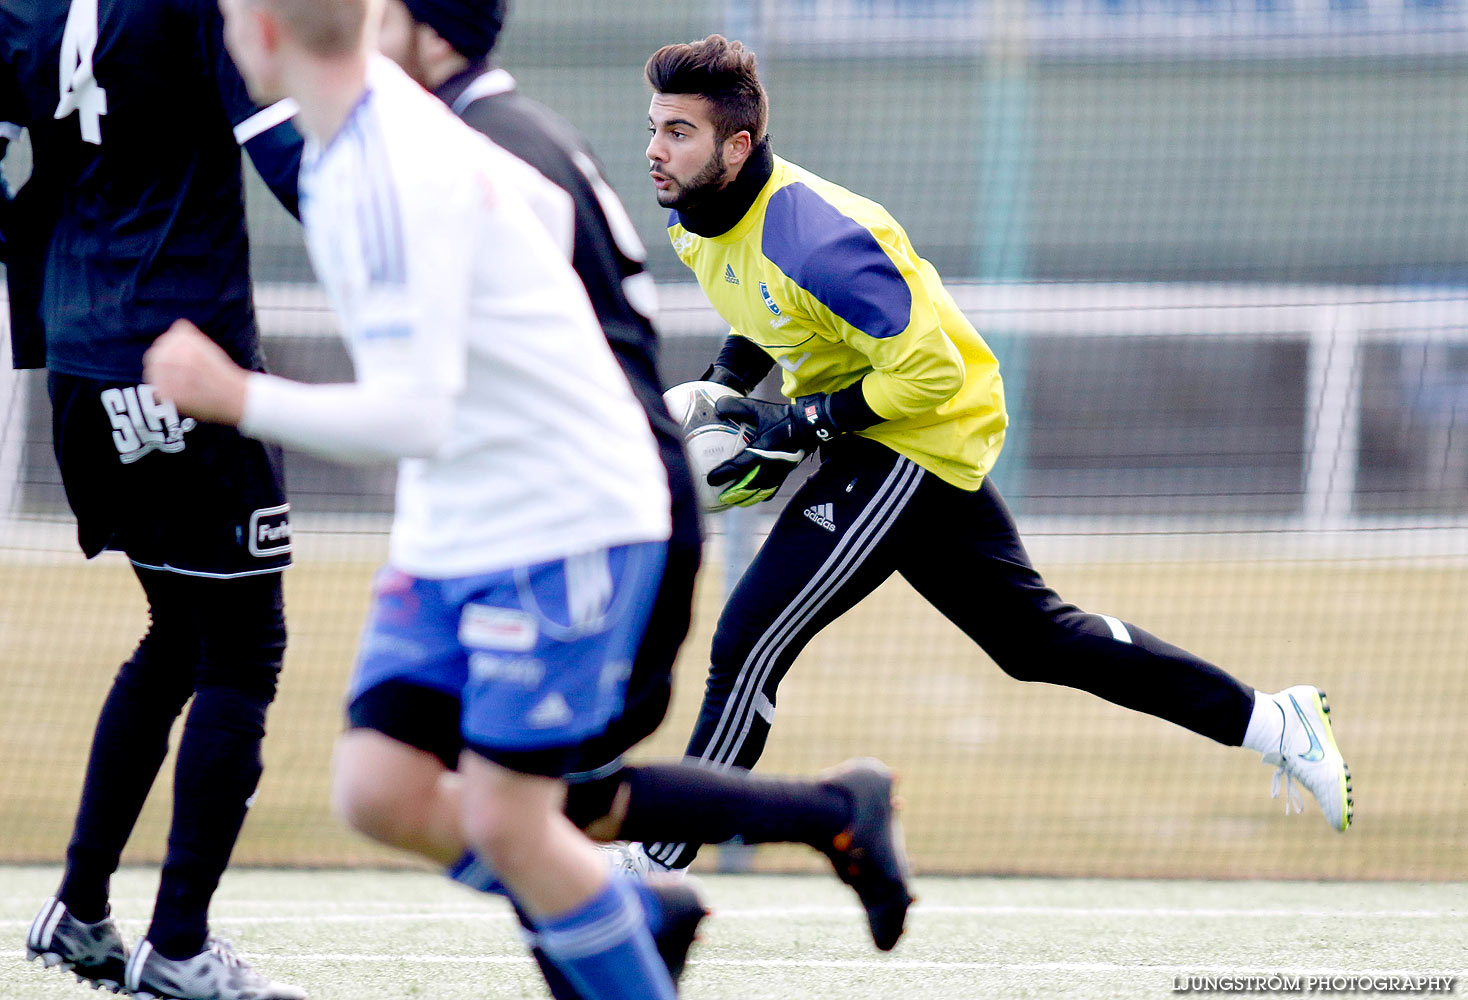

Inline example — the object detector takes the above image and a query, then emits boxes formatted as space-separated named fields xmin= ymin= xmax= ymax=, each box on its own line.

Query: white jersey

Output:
xmin=287 ymin=58 xmax=669 ymax=577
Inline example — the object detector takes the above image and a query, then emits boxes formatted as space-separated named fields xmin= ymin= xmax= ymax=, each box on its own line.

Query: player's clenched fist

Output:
xmin=143 ymin=319 xmax=250 ymax=426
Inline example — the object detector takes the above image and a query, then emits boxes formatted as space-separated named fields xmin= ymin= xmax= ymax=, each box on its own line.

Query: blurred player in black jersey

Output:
xmin=1 ymin=0 xmax=305 ymax=996
xmin=321 ymin=0 xmax=916 ymax=977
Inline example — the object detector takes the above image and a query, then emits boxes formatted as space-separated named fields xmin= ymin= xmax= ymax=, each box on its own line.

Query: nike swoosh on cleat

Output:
xmin=1288 ymin=694 xmax=1326 ymax=763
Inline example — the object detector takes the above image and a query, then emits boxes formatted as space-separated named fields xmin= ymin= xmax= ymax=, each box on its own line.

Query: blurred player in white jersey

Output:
xmin=144 ymin=0 xmax=680 ymax=996
xmin=340 ymin=2 xmax=915 ymax=979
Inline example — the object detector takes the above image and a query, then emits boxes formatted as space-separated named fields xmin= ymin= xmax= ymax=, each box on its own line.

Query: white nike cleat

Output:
xmin=600 ymin=841 xmax=653 ymax=878
xmin=1260 ymin=685 xmax=1353 ymax=832
xmin=601 ymin=840 xmax=687 ymax=883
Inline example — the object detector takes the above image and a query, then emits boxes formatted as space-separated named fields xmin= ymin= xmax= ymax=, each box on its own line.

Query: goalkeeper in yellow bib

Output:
xmin=638 ymin=34 xmax=1353 ymax=872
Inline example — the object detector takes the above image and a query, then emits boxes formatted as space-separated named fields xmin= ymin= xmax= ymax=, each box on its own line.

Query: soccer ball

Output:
xmin=662 ymin=380 xmax=753 ymax=513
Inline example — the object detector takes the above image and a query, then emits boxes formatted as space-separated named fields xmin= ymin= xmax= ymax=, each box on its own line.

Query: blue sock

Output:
xmin=445 ymin=850 xmax=505 ymax=897
xmin=628 ymin=879 xmax=666 ymax=936
xmin=536 ymin=878 xmax=674 ymax=1000
xmin=522 ymin=878 xmax=664 ymax=1000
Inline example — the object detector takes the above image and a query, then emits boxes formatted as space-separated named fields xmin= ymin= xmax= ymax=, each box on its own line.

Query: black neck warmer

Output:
xmin=673 ymin=137 xmax=775 ymax=238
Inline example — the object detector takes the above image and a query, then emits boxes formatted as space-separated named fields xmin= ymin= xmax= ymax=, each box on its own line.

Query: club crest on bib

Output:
xmin=760 ymin=282 xmax=782 ymax=316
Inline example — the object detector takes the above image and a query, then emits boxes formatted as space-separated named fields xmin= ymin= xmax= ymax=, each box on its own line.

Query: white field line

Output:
xmin=1 ymin=904 xmax=1463 ymax=930
xmin=10 ymin=949 xmax=1458 ymax=976
xmin=300 ymin=961 xmax=1460 ymax=977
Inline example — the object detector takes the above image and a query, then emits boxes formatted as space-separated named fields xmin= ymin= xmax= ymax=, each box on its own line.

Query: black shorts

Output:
xmin=346 ymin=539 xmax=700 ymax=779
xmin=49 ymin=373 xmax=292 ymax=577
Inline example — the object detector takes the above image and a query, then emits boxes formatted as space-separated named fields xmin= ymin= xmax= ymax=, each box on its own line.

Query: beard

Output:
xmin=657 ymin=146 xmax=728 ymax=211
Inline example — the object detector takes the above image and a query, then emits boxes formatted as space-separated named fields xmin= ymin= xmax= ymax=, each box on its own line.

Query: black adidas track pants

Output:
xmin=647 ymin=435 xmax=1255 ymax=869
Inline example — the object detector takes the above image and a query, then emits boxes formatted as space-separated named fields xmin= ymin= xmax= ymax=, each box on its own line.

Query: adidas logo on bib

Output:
xmin=803 ymin=502 xmax=836 ymax=532
xmin=527 ymin=692 xmax=572 ymax=728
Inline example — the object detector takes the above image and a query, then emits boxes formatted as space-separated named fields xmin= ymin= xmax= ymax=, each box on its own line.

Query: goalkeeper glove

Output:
xmin=707 ymin=393 xmax=846 ymax=506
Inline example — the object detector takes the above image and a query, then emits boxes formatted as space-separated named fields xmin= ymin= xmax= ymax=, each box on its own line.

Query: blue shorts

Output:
xmin=348 ymin=541 xmax=668 ymax=777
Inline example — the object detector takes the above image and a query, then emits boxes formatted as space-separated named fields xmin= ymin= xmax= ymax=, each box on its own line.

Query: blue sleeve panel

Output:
xmin=761 ymin=182 xmax=912 ymax=340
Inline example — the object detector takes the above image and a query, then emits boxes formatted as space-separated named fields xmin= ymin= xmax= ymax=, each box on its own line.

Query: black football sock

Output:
xmin=146 ymin=685 xmax=268 ymax=959
xmin=147 ymin=573 xmax=283 ymax=960
xmin=614 ymin=762 xmax=852 ymax=850
xmin=58 ymin=570 xmax=197 ymax=923
xmin=57 ymin=661 xmax=189 ymax=923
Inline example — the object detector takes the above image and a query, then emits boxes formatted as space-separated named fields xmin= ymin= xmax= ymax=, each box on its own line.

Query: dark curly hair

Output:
xmin=645 ymin=34 xmax=768 ymax=144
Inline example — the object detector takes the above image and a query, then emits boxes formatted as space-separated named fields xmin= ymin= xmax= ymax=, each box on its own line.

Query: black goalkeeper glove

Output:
xmin=707 ymin=393 xmax=844 ymax=506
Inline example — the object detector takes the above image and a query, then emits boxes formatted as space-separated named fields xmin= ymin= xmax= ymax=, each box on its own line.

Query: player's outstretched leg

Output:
xmin=596 ymin=756 xmax=915 ymax=950
xmin=1244 ymin=685 xmax=1353 ymax=832
xmin=817 ymin=759 xmax=915 ymax=951
xmin=123 ymin=937 xmax=306 ymax=1000
xmin=25 ymin=896 xmax=129 ymax=993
